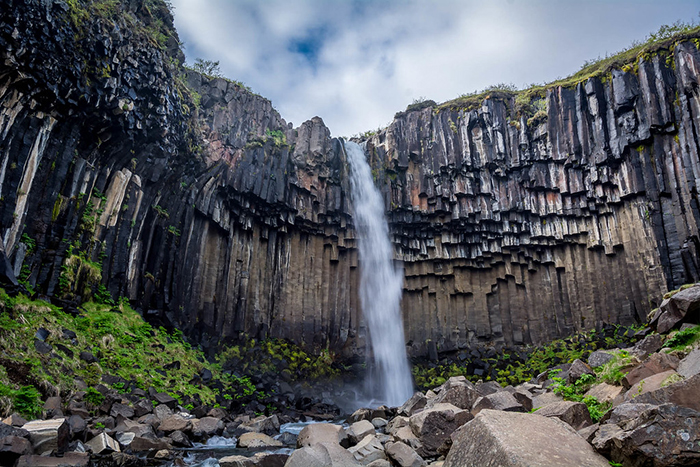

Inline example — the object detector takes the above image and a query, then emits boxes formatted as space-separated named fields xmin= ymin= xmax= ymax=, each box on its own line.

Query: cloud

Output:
xmin=171 ymin=0 xmax=699 ymax=136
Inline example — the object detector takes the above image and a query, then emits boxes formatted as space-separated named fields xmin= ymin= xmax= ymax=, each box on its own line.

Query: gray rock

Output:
xmin=621 ymin=352 xmax=679 ymax=389
xmin=16 ymin=452 xmax=89 ymax=466
xmin=385 ymin=441 xmax=425 ymax=467
xmin=22 ymin=419 xmax=69 ymax=455
xmin=653 ymin=286 xmax=700 ymax=333
xmin=110 ymin=403 xmax=135 ymax=419
xmin=398 ymin=393 xmax=427 ymax=416
xmin=587 ymin=351 xmax=615 ymax=368
xmin=297 ymin=423 xmax=342 ymax=448
xmin=0 ymin=435 xmax=33 ymax=465
xmin=238 ymin=432 xmax=282 ymax=448
xmin=678 ymin=347 xmax=700 ymax=378
xmin=344 ymin=420 xmax=375 ymax=445
xmin=534 ymin=401 xmax=593 ymax=430
xmin=443 ymin=410 xmax=610 ymax=467
xmin=219 ymin=455 xmax=256 ymax=467
xmin=630 ymin=333 xmax=663 ymax=359
xmin=86 ymin=432 xmax=120 ymax=454
xmin=192 ymin=417 xmax=224 ymax=438
xmin=348 ymin=434 xmax=386 ymax=465
xmin=631 ymin=373 xmax=700 ymax=411
xmin=285 ymin=444 xmax=333 ymax=467
xmin=409 ymin=403 xmax=473 ymax=457
xmin=471 ymin=391 xmax=524 ymax=415
xmin=168 ymin=430 xmax=191 ymax=448
xmin=567 ymin=359 xmax=594 ymax=384
xmin=128 ymin=436 xmax=172 ymax=452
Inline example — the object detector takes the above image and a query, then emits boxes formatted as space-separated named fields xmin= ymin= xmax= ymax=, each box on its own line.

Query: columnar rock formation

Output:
xmin=1 ymin=0 xmax=699 ymax=358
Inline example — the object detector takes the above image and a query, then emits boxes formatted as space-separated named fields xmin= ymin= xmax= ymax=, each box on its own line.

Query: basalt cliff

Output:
xmin=2 ymin=0 xmax=700 ymax=359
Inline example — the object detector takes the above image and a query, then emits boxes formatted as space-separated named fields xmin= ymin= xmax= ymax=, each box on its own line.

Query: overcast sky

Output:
xmin=171 ymin=0 xmax=699 ymax=137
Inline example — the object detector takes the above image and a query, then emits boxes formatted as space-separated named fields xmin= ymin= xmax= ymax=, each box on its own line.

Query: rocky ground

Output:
xmin=0 ymin=284 xmax=698 ymax=466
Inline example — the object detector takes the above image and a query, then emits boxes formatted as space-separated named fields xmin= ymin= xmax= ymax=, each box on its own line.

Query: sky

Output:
xmin=170 ymin=0 xmax=699 ymax=137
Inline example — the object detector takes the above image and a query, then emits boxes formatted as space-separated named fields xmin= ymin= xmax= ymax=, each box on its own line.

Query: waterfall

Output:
xmin=345 ymin=140 xmax=414 ymax=407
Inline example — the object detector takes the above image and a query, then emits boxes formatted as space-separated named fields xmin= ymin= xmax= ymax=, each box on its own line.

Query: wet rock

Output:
xmin=398 ymin=393 xmax=427 ymax=416
xmin=157 ymin=415 xmax=191 ymax=434
xmin=15 ymin=452 xmax=89 ymax=467
xmin=443 ymin=410 xmax=609 ymax=467
xmin=238 ymin=432 xmax=283 ymax=448
xmin=219 ymin=455 xmax=256 ymax=467
xmin=191 ymin=416 xmax=224 ymax=438
xmin=297 ymin=423 xmax=342 ymax=448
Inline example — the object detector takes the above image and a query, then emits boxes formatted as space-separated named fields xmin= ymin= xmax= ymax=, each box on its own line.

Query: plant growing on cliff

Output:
xmin=192 ymin=58 xmax=223 ymax=78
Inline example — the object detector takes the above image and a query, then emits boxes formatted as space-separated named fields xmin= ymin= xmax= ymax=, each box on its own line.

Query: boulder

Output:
xmin=653 ymin=285 xmax=700 ymax=333
xmin=152 ymin=392 xmax=178 ymax=408
xmin=621 ymin=352 xmax=679 ymax=389
xmin=241 ymin=414 xmax=280 ymax=436
xmin=208 ymin=407 xmax=228 ymax=419
xmin=531 ymin=392 xmax=563 ymax=410
xmin=192 ymin=417 xmax=224 ymax=438
xmin=587 ymin=351 xmax=615 ymax=368
xmin=567 ymin=359 xmax=595 ymax=384
xmin=157 ymin=415 xmax=191 ymax=433
xmin=0 ymin=435 xmax=32 ymax=465
xmin=297 ymin=423 xmax=342 ymax=448
xmin=15 ymin=452 xmax=89 ymax=466
xmin=344 ymin=420 xmax=375 ymax=445
xmin=606 ymin=404 xmax=700 ymax=467
xmin=219 ymin=455 xmax=256 ymax=467
xmin=604 ymin=402 xmax=658 ymax=426
xmin=623 ymin=370 xmax=677 ymax=402
xmin=583 ymin=383 xmax=623 ymax=405
xmin=153 ymin=404 xmax=174 ymax=421
xmin=678 ymin=348 xmax=700 ymax=378
xmin=591 ymin=424 xmax=624 ymax=455
xmin=348 ymin=408 xmax=373 ymax=423
xmin=392 ymin=426 xmax=420 ymax=448
xmin=385 ymin=441 xmax=424 ymax=467
xmin=431 ymin=381 xmax=479 ymax=410
xmin=471 ymin=391 xmax=524 ymax=415
xmin=371 ymin=418 xmax=387 ymax=430
xmin=534 ymin=401 xmax=593 ymax=430
xmin=443 ymin=410 xmax=610 ymax=467
xmin=115 ymin=419 xmax=155 ymax=438
xmin=474 ymin=381 xmax=502 ymax=397
xmin=409 ymin=403 xmax=473 ymax=457
xmin=238 ymin=432 xmax=283 ymax=448
xmin=348 ymin=434 xmax=386 ymax=465
xmin=86 ymin=432 xmax=120 ymax=454
xmin=367 ymin=460 xmax=391 ymax=467
xmin=128 ymin=436 xmax=172 ymax=452
xmin=168 ymin=430 xmax=191 ymax=448
xmin=43 ymin=397 xmax=62 ymax=418
xmin=22 ymin=419 xmax=69 ymax=455
xmin=252 ymin=452 xmax=289 ymax=467
xmin=285 ymin=444 xmax=333 ymax=467
xmin=2 ymin=414 xmax=28 ymax=427
xmin=386 ymin=416 xmax=409 ymax=436
xmin=132 ymin=399 xmax=153 ymax=417
xmin=632 ymin=373 xmax=700 ymax=411
xmin=110 ymin=402 xmax=135 ymax=419
xmin=630 ymin=333 xmax=663 ymax=359
xmin=115 ymin=431 xmax=135 ymax=447
xmin=398 ymin=393 xmax=427 ymax=416
xmin=510 ymin=389 xmax=533 ymax=412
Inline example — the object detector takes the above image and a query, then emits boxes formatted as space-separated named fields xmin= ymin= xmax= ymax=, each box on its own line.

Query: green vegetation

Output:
xmin=663 ymin=325 xmax=700 ymax=351
xmin=265 ymin=128 xmax=287 ymax=147
xmin=192 ymin=58 xmax=223 ymax=78
xmin=595 ymin=349 xmax=637 ymax=385
xmin=0 ymin=382 xmax=42 ymax=419
xmin=549 ymin=371 xmax=610 ymax=422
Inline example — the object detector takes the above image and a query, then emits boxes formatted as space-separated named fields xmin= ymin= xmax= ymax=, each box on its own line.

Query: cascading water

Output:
xmin=345 ymin=140 xmax=414 ymax=407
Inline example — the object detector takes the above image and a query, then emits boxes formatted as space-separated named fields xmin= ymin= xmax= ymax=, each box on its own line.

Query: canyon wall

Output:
xmin=1 ymin=0 xmax=700 ymax=358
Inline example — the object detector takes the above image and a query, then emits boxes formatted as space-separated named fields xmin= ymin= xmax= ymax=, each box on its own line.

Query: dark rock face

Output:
xmin=2 ymin=0 xmax=700 ymax=358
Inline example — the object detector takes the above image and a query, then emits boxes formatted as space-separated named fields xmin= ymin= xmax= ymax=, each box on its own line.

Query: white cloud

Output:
xmin=171 ymin=0 xmax=699 ymax=136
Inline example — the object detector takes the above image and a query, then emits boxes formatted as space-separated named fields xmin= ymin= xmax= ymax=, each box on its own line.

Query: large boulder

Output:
xmin=0 ymin=435 xmax=32 ymax=465
xmin=238 ymin=432 xmax=282 ymax=448
xmin=385 ymin=441 xmax=425 ymax=467
xmin=157 ymin=414 xmax=191 ymax=433
xmin=398 ymin=393 xmax=427 ymax=417
xmin=567 ymin=359 xmax=595 ymax=384
xmin=343 ymin=420 xmax=375 ymax=445
xmin=430 ymin=378 xmax=479 ymax=410
xmin=409 ymin=403 xmax=472 ymax=457
xmin=285 ymin=444 xmax=333 ymax=467
xmin=471 ymin=391 xmax=524 ymax=415
xmin=587 ymin=351 xmax=615 ymax=368
xmin=22 ymin=419 xmax=69 ymax=455
xmin=606 ymin=404 xmax=700 ymax=467
xmin=621 ymin=352 xmax=679 ymax=389
xmin=443 ymin=410 xmax=610 ymax=467
xmin=297 ymin=423 xmax=342 ymax=448
xmin=583 ymin=383 xmax=623 ymax=405
xmin=652 ymin=285 xmax=700 ymax=333
xmin=347 ymin=434 xmax=386 ymax=465
xmin=86 ymin=432 xmax=120 ymax=454
xmin=623 ymin=370 xmax=677 ymax=402
xmin=632 ymin=373 xmax=700 ymax=411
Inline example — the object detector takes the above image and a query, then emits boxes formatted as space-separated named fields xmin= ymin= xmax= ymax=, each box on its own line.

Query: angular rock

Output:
xmin=632 ymin=373 xmax=700 ymax=411
xmin=16 ymin=452 xmax=89 ymax=467
xmin=385 ymin=441 xmax=424 ymax=467
xmin=591 ymin=424 xmax=623 ymax=455
xmin=587 ymin=351 xmax=615 ymax=368
xmin=22 ymin=419 xmax=69 ymax=455
xmin=630 ymin=333 xmax=663 ymax=359
xmin=471 ymin=391 xmax=524 ymax=415
xmin=238 ymin=431 xmax=283 ymax=448
xmin=583 ymin=383 xmax=623 ymax=405
xmin=409 ymin=403 xmax=473 ymax=457
xmin=132 ymin=399 xmax=153 ymax=417
xmin=344 ymin=420 xmax=375 ymax=445
xmin=531 ymin=392 xmax=563 ymax=410
xmin=0 ymin=435 xmax=32 ymax=465
xmin=168 ymin=430 xmax=191 ymax=448
xmin=86 ymin=432 xmax=120 ymax=454
xmin=157 ymin=415 xmax=191 ymax=433
xmin=386 ymin=416 xmax=409 ymax=436
xmin=128 ymin=436 xmax=172 ymax=452
xmin=678 ymin=347 xmax=700 ymax=378
xmin=511 ymin=389 xmax=533 ymax=412
xmin=192 ymin=416 xmax=224 ymax=438
xmin=623 ymin=370 xmax=677 ymax=402
xmin=474 ymin=381 xmax=502 ymax=397
xmin=567 ymin=359 xmax=595 ymax=384
xmin=115 ymin=419 xmax=155 ymax=438
xmin=398 ymin=393 xmax=427 ymax=416
xmin=297 ymin=423 xmax=342 ymax=448
xmin=43 ymin=397 xmax=62 ymax=418
xmin=219 ymin=455 xmax=256 ymax=467
xmin=654 ymin=285 xmax=700 ymax=333
xmin=431 ymin=382 xmax=479 ymax=411
xmin=348 ymin=434 xmax=386 ymax=465
xmin=607 ymin=404 xmax=700 ymax=467
xmin=348 ymin=408 xmax=373 ymax=423
xmin=285 ymin=444 xmax=333 ymax=467
xmin=115 ymin=431 xmax=135 ymax=447
xmin=392 ymin=426 xmax=420 ymax=449
xmin=443 ymin=410 xmax=610 ymax=467
xmin=534 ymin=401 xmax=593 ymax=430
xmin=110 ymin=402 xmax=135 ymax=419
xmin=621 ymin=352 xmax=679 ymax=389
xmin=605 ymin=402 xmax=658 ymax=426
xmin=153 ymin=392 xmax=178 ymax=408
xmin=2 ymin=414 xmax=28 ymax=428
xmin=371 ymin=418 xmax=387 ymax=430
xmin=153 ymin=404 xmax=173 ymax=421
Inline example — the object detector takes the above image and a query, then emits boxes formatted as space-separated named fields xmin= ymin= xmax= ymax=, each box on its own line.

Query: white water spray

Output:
xmin=345 ymin=140 xmax=413 ymax=407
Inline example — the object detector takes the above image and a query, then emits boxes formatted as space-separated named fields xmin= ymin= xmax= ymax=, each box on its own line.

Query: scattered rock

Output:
xmin=386 ymin=441 xmax=425 ymax=467
xmin=15 ymin=452 xmax=89 ymax=467
xmin=587 ymin=351 xmax=615 ymax=368
xmin=285 ymin=444 xmax=333 ymax=467
xmin=22 ymin=419 xmax=69 ymax=455
xmin=110 ymin=403 xmax=135 ymax=419
xmin=0 ymin=435 xmax=33 ymax=465
xmin=348 ymin=434 xmax=386 ymax=465
xmin=653 ymin=285 xmax=700 ymax=333
xmin=297 ymin=423 xmax=342 ymax=448
xmin=86 ymin=432 xmax=120 ymax=454
xmin=443 ymin=410 xmax=610 ymax=467
xmin=191 ymin=416 xmax=224 ymax=438
xmin=534 ymin=401 xmax=593 ymax=430
xmin=409 ymin=403 xmax=473 ymax=457
xmin=531 ymin=392 xmax=563 ymax=410
xmin=238 ymin=432 xmax=283 ymax=448
xmin=583 ymin=383 xmax=623 ymax=405
xmin=677 ymin=348 xmax=700 ymax=378
xmin=630 ymin=333 xmax=663 ymax=359
xmin=344 ymin=420 xmax=375 ymax=445
xmin=471 ymin=391 xmax=524 ymax=415
xmin=128 ymin=436 xmax=172 ymax=452
xmin=621 ymin=352 xmax=679 ymax=389
xmin=567 ymin=359 xmax=595 ymax=384
xmin=623 ymin=370 xmax=677 ymax=402
xmin=398 ymin=393 xmax=427 ymax=417
xmin=632 ymin=373 xmax=700 ymax=411
xmin=219 ymin=454 xmax=256 ymax=467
